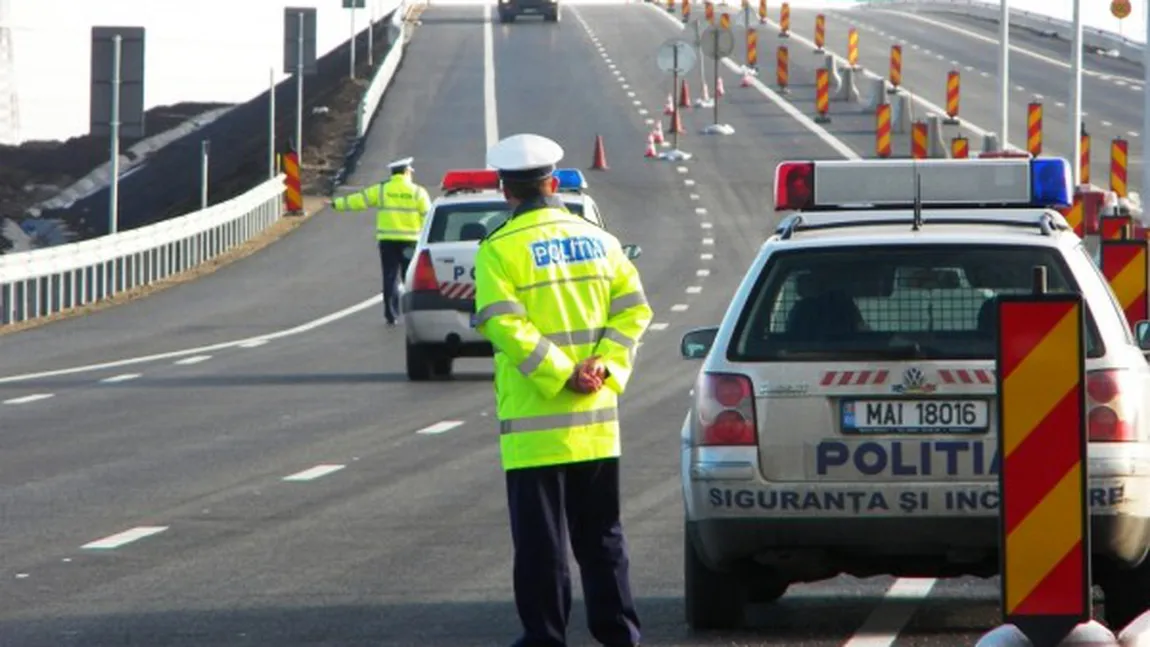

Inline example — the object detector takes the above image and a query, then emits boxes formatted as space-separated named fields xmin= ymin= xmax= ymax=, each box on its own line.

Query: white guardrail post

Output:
xmin=356 ymin=0 xmax=411 ymax=139
xmin=0 ymin=175 xmax=287 ymax=326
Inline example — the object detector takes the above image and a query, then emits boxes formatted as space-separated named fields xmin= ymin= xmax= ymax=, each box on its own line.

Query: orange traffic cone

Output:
xmin=715 ymin=77 xmax=726 ymax=99
xmin=670 ymin=109 xmax=685 ymax=134
xmin=652 ymin=120 xmax=666 ymax=145
xmin=663 ymin=94 xmax=675 ymax=115
xmin=679 ymin=79 xmax=692 ymax=109
xmin=644 ymin=133 xmax=658 ymax=158
xmin=590 ymin=134 xmax=609 ymax=170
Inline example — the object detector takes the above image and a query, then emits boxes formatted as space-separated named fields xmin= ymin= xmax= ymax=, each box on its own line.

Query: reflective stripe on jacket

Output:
xmin=473 ymin=195 xmax=653 ymax=471
xmin=331 ymin=174 xmax=431 ymax=242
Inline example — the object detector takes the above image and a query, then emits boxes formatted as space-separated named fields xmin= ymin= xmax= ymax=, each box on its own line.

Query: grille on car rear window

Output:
xmin=729 ymin=245 xmax=1103 ymax=361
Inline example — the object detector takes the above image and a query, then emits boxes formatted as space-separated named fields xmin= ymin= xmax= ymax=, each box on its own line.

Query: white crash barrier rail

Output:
xmin=356 ymin=0 xmax=412 ymax=138
xmin=0 ymin=175 xmax=286 ymax=326
xmin=859 ymin=0 xmax=1145 ymax=62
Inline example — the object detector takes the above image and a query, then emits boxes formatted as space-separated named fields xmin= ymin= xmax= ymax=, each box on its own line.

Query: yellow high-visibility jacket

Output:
xmin=474 ymin=196 xmax=653 ymax=471
xmin=332 ymin=174 xmax=431 ymax=242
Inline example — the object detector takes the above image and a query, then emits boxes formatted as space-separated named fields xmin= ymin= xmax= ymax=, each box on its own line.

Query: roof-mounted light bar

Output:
xmin=440 ymin=168 xmax=589 ymax=193
xmin=772 ymin=157 xmax=1072 ymax=212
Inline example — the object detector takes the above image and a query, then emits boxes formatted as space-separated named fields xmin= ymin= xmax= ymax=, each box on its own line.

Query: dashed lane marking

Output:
xmin=649 ymin=322 xmax=670 ymax=331
xmin=701 ymin=222 xmax=713 ymax=229
xmin=689 ymin=193 xmax=700 ymax=200
xmin=686 ymin=286 xmax=703 ymax=294
xmin=671 ymin=304 xmax=689 ymax=312
xmin=702 ymin=238 xmax=715 ymax=245
xmin=684 ymin=179 xmax=696 ymax=186
xmin=701 ymin=253 xmax=714 ymax=260
xmin=694 ymin=207 xmax=707 ymax=215
xmin=99 ymin=373 xmax=141 ymax=384
xmin=283 ymin=464 xmax=346 ymax=481
xmin=2 ymin=393 xmax=54 ymax=405
xmin=416 ymin=420 xmax=465 ymax=435
xmin=676 ymin=166 xmax=689 ymax=174
xmin=638 ymin=108 xmax=649 ymax=115
xmin=81 ymin=526 xmax=168 ymax=550
xmin=697 ymin=269 xmax=711 ymax=276
xmin=841 ymin=578 xmax=938 ymax=647
xmin=174 ymin=355 xmax=211 ymax=365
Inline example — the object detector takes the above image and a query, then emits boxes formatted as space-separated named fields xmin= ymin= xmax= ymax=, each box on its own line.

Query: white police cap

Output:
xmin=486 ymin=134 xmax=564 ymax=181
xmin=388 ymin=157 xmax=414 ymax=173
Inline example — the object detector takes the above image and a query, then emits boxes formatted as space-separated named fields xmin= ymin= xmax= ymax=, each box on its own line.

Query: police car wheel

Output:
xmin=1101 ymin=558 xmax=1150 ymax=630
xmin=499 ymin=10 xmax=515 ymax=22
xmin=544 ymin=10 xmax=559 ymax=21
xmin=684 ymin=530 xmax=746 ymax=630
xmin=432 ymin=356 xmax=454 ymax=378
xmin=406 ymin=341 xmax=435 ymax=381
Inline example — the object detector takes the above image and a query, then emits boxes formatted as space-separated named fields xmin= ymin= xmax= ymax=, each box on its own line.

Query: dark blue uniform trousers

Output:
xmin=377 ymin=240 xmax=412 ymax=323
xmin=506 ymin=457 xmax=641 ymax=647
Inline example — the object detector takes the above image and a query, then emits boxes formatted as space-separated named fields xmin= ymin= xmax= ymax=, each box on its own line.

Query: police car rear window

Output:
xmin=729 ymin=245 xmax=1104 ymax=361
xmin=427 ymin=201 xmax=586 ymax=244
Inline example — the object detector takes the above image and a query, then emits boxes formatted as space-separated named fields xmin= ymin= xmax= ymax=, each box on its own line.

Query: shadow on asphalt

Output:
xmin=0 ymin=594 xmax=992 ymax=647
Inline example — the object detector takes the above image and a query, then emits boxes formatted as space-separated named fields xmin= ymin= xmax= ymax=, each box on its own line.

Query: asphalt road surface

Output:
xmin=0 ymin=1 xmax=1119 ymax=645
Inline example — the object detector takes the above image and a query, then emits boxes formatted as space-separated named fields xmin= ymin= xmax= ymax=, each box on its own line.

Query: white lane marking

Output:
xmin=841 ymin=578 xmax=937 ymax=647
xmin=684 ymin=179 xmax=696 ymax=186
xmin=686 ymin=286 xmax=703 ymax=294
xmin=3 ymin=393 xmax=54 ymax=405
xmin=416 ymin=420 xmax=465 ymax=435
xmin=638 ymin=108 xmax=649 ymax=115
xmin=174 ymin=355 xmax=211 ymax=365
xmin=99 ymin=373 xmax=141 ymax=384
xmin=15 ymin=573 xmax=28 ymax=579
xmin=1130 ymin=131 xmax=1141 ymax=138
xmin=689 ymin=193 xmax=700 ymax=200
xmin=1056 ymin=101 xmax=1066 ymax=108
xmin=649 ymin=322 xmax=670 ymax=331
xmin=875 ymin=9 xmax=1143 ymax=85
xmin=1014 ymin=84 xmax=1025 ymax=92
xmin=1116 ymin=79 xmax=1128 ymax=87
xmin=0 ymin=294 xmax=385 ymax=385
xmin=1033 ymin=93 xmax=1044 ymax=100
xmin=283 ymin=464 xmax=346 ymax=481
xmin=1103 ymin=120 xmax=1114 ymax=127
xmin=701 ymin=222 xmax=713 ymax=229
xmin=644 ymin=118 xmax=654 ymax=125
xmin=622 ymin=83 xmax=630 ymax=89
xmin=702 ymin=238 xmax=715 ymax=245
xmin=701 ymin=253 xmax=713 ymax=260
xmin=632 ymin=100 xmax=642 ymax=106
xmin=238 ymin=339 xmax=268 ymax=348
xmin=484 ymin=1 xmax=498 ymax=152
xmin=82 ymin=526 xmax=168 ymax=550
xmin=980 ymin=70 xmax=990 ymax=77
xmin=964 ymin=65 xmax=973 ymax=72
xmin=627 ymin=91 xmax=636 ymax=97
xmin=935 ymin=53 xmax=944 ymax=61
xmin=608 ymin=63 xmax=617 ymax=69
xmin=676 ymin=166 xmax=689 ymax=174
xmin=697 ymin=269 xmax=711 ymax=276
xmin=671 ymin=304 xmax=689 ymax=312
xmin=694 ymin=207 xmax=707 ymax=215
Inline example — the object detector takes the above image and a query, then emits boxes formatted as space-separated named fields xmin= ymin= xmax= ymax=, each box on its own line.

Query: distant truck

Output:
xmin=497 ymin=0 xmax=559 ymax=23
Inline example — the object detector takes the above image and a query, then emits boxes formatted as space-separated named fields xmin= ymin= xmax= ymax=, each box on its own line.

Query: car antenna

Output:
xmin=911 ymin=165 xmax=923 ymax=232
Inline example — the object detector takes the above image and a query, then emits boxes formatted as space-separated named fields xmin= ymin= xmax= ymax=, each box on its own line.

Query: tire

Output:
xmin=1103 ymin=558 xmax=1150 ymax=630
xmin=406 ymin=341 xmax=434 ymax=381
xmin=684 ymin=529 xmax=746 ymax=630
xmin=432 ymin=356 xmax=454 ymax=378
xmin=544 ymin=9 xmax=559 ymax=21
xmin=499 ymin=10 xmax=515 ymax=22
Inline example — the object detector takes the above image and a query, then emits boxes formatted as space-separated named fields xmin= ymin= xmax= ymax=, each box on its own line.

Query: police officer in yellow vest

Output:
xmin=474 ymin=134 xmax=652 ymax=647
xmin=331 ymin=157 xmax=432 ymax=324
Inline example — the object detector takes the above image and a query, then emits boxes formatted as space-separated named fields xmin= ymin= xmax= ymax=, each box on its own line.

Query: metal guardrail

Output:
xmin=1 ymin=175 xmax=286 ymax=326
xmin=355 ymin=0 xmax=412 ymax=139
xmin=859 ymin=0 xmax=1145 ymax=63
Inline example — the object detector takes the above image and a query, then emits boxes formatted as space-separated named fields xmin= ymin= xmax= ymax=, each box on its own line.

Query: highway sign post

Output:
xmin=284 ymin=7 xmax=317 ymax=165
xmin=656 ymin=38 xmax=695 ymax=161
xmin=995 ymin=271 xmax=1091 ymax=647
xmin=1071 ymin=0 xmax=1084 ymax=185
xmin=343 ymin=0 xmax=366 ymax=79
xmin=90 ymin=26 xmax=145 ymax=236
xmin=699 ymin=25 xmax=735 ymax=135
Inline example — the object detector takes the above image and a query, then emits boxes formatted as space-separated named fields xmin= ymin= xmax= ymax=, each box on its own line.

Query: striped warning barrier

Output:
xmin=1102 ymin=239 xmax=1149 ymax=328
xmin=705 ymin=1 xmax=714 ymax=24
xmin=719 ymin=12 xmax=731 ymax=29
xmin=951 ymin=136 xmax=968 ymax=159
xmin=847 ymin=27 xmax=859 ymax=67
xmin=876 ymin=104 xmax=891 ymax=158
xmin=1027 ymin=102 xmax=1043 ymax=156
xmin=682 ymin=0 xmax=690 ymax=20
xmin=747 ymin=28 xmax=758 ymax=68
xmin=1111 ymin=137 xmax=1128 ymax=197
xmin=890 ymin=45 xmax=902 ymax=91
xmin=777 ymin=45 xmax=789 ymax=93
xmin=996 ymin=292 xmax=1089 ymax=645
xmin=944 ymin=71 xmax=960 ymax=124
xmin=1081 ymin=131 xmax=1091 ymax=185
xmin=779 ymin=2 xmax=790 ymax=36
xmin=911 ymin=121 xmax=927 ymax=159
xmin=1058 ymin=195 xmax=1087 ymax=239
xmin=815 ymin=68 xmax=830 ymax=123
xmin=666 ymin=0 xmax=674 ymax=12
xmin=1101 ymin=210 xmax=1133 ymax=241
xmin=759 ymin=0 xmax=767 ymax=23
xmin=814 ymin=13 xmax=825 ymax=51
xmin=283 ymin=150 xmax=303 ymax=212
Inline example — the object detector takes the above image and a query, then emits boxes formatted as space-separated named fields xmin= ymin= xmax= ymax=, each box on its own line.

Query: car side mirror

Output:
xmin=680 ymin=326 xmax=719 ymax=359
xmin=1135 ymin=320 xmax=1150 ymax=351
xmin=622 ymin=243 xmax=642 ymax=260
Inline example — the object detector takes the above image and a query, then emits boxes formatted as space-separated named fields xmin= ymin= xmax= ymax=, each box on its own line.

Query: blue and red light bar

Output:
xmin=440 ymin=168 xmax=588 ymax=193
xmin=773 ymin=157 xmax=1072 ymax=212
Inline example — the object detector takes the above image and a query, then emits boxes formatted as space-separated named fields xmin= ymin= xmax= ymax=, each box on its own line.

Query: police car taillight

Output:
xmin=1086 ymin=370 xmax=1139 ymax=442
xmin=774 ymin=162 xmax=815 ymax=211
xmin=697 ymin=372 xmax=758 ymax=446
xmin=412 ymin=250 xmax=439 ymax=292
xmin=441 ymin=170 xmax=500 ymax=192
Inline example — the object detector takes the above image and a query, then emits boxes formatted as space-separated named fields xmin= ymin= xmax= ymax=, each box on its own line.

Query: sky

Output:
xmin=4 ymin=0 xmax=399 ymax=144
xmin=1 ymin=0 xmax=1145 ymax=144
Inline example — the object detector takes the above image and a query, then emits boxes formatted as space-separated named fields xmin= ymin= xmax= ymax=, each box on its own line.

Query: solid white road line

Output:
xmin=238 ymin=339 xmax=269 ymax=348
xmin=2 ymin=393 xmax=54 ymax=405
xmin=283 ymin=464 xmax=347 ymax=481
xmin=82 ymin=526 xmax=169 ymax=550
xmin=649 ymin=322 xmax=670 ymax=331
xmin=174 ymin=355 xmax=211 ymax=365
xmin=484 ymin=1 xmax=498 ymax=152
xmin=671 ymin=304 xmax=689 ymax=312
xmin=841 ymin=578 xmax=938 ymax=647
xmin=99 ymin=373 xmax=142 ymax=384
xmin=416 ymin=420 xmax=465 ymax=435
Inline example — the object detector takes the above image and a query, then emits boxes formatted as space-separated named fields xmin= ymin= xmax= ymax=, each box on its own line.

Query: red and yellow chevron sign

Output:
xmin=758 ymin=0 xmax=767 ymax=21
xmin=890 ymin=45 xmax=902 ymax=89
xmin=747 ymin=28 xmax=758 ymax=67
xmin=779 ymin=2 xmax=790 ymax=34
xmin=682 ymin=0 xmax=690 ymax=19
xmin=876 ymin=104 xmax=891 ymax=158
xmin=719 ymin=12 xmax=731 ymax=29
xmin=705 ymin=1 xmax=714 ymax=23
xmin=1111 ymin=137 xmax=1128 ymax=197
xmin=776 ymin=45 xmax=789 ymax=90
xmin=847 ymin=27 xmax=859 ymax=67
xmin=945 ymin=70 xmax=960 ymax=121
xmin=1058 ymin=194 xmax=1086 ymax=238
xmin=666 ymin=0 xmax=674 ymax=12
xmin=1102 ymin=213 xmax=1133 ymax=241
xmin=1081 ymin=132 xmax=1091 ymax=185
xmin=814 ymin=13 xmax=825 ymax=50
xmin=283 ymin=151 xmax=303 ymax=212
xmin=815 ymin=68 xmax=829 ymax=118
xmin=952 ymin=135 xmax=969 ymax=159
xmin=911 ymin=121 xmax=927 ymax=159
xmin=1027 ymin=102 xmax=1043 ymax=156
xmin=1102 ymin=240 xmax=1149 ymax=327
xmin=996 ymin=295 xmax=1090 ymax=632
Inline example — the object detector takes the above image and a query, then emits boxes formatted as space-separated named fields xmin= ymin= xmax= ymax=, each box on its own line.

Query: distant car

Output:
xmin=677 ymin=157 xmax=1150 ymax=631
xmin=497 ymin=0 xmax=559 ymax=22
xmin=399 ymin=168 xmax=641 ymax=381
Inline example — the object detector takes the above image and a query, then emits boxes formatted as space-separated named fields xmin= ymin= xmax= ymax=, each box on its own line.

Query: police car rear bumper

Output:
xmin=401 ymin=291 xmax=491 ymax=353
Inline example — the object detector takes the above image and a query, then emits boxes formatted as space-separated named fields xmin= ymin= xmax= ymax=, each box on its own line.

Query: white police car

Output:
xmin=677 ymin=157 xmax=1150 ymax=630
xmin=400 ymin=168 xmax=640 ymax=380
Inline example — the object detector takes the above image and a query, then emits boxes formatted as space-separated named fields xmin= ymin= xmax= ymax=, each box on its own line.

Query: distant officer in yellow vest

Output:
xmin=473 ymin=133 xmax=652 ymax=647
xmin=331 ymin=157 xmax=432 ymax=324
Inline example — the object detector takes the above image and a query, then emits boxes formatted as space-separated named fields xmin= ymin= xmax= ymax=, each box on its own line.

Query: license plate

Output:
xmin=841 ymin=399 xmax=989 ymax=434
